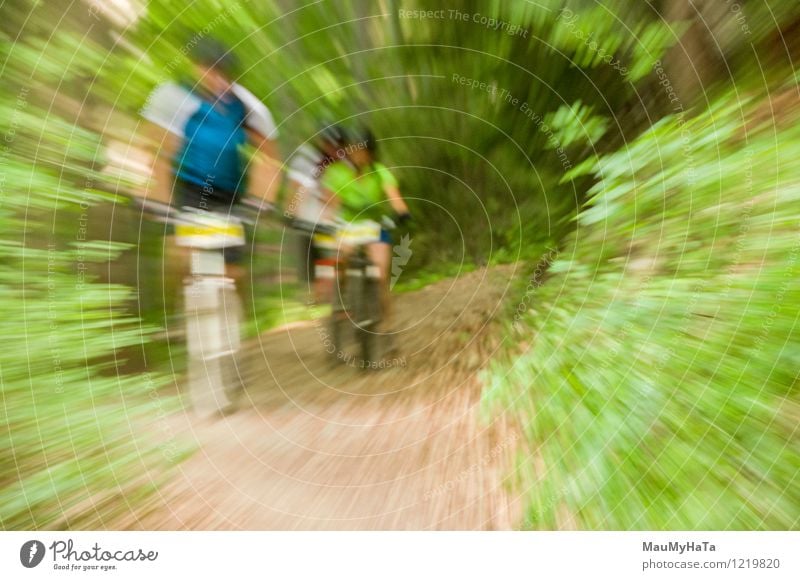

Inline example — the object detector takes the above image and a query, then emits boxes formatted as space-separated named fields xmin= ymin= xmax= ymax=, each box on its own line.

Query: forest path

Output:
xmin=118 ymin=265 xmax=525 ymax=530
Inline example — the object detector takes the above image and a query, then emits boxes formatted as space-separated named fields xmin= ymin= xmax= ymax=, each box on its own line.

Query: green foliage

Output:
xmin=107 ymin=0 xmax=690 ymax=273
xmin=3 ymin=0 xmax=798 ymax=531
xmin=544 ymin=102 xmax=609 ymax=150
xmin=0 ymin=21 xmax=183 ymax=529
xmin=483 ymin=91 xmax=800 ymax=529
xmin=0 ymin=191 xmax=182 ymax=529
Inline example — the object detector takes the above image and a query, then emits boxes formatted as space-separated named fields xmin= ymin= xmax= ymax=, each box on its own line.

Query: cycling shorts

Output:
xmin=173 ymin=179 xmax=246 ymax=265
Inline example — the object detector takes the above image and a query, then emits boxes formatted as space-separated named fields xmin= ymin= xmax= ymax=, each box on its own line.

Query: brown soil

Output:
xmin=114 ymin=265 xmax=525 ymax=530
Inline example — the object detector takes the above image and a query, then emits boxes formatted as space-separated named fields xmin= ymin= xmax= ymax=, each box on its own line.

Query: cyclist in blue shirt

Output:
xmin=142 ymin=38 xmax=280 ymax=281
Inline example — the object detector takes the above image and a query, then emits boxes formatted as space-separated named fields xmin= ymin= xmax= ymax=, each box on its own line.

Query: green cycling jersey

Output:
xmin=321 ymin=161 xmax=398 ymax=222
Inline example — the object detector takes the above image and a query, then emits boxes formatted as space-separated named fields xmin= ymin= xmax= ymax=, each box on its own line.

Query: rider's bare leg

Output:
xmin=367 ymin=242 xmax=392 ymax=330
xmin=333 ymin=243 xmax=354 ymax=315
xmin=225 ymin=262 xmax=245 ymax=286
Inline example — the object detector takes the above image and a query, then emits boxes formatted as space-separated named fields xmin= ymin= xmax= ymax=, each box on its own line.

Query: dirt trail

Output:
xmin=119 ymin=265 xmax=525 ymax=530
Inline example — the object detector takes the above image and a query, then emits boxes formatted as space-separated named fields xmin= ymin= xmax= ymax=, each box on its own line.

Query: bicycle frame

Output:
xmin=175 ymin=210 xmax=246 ymax=417
xmin=137 ymin=198 xmax=247 ymax=417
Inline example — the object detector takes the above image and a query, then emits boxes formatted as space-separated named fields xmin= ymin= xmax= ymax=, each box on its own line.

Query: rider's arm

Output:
xmin=246 ymin=128 xmax=281 ymax=205
xmin=377 ymin=164 xmax=409 ymax=215
xmin=144 ymin=127 xmax=179 ymax=203
xmin=321 ymin=185 xmax=341 ymax=214
xmin=140 ymin=83 xmax=201 ymax=204
xmin=384 ymin=184 xmax=409 ymax=215
xmin=233 ymin=83 xmax=282 ymax=205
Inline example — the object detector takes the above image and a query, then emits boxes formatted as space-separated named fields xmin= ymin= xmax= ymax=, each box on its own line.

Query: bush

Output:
xmin=0 ymin=29 xmax=184 ymax=529
xmin=483 ymin=91 xmax=800 ymax=529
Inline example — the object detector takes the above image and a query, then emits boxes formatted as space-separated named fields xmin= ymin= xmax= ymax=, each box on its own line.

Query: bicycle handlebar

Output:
xmin=131 ymin=195 xmax=278 ymax=227
xmin=131 ymin=195 xmax=409 ymax=238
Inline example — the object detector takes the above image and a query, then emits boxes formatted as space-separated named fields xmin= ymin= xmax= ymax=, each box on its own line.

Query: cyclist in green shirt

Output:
xmin=321 ymin=129 xmax=411 ymax=330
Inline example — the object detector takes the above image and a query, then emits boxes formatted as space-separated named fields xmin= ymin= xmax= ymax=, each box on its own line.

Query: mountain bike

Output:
xmin=329 ymin=218 xmax=394 ymax=369
xmin=287 ymin=216 xmax=338 ymax=305
xmin=136 ymin=197 xmax=261 ymax=416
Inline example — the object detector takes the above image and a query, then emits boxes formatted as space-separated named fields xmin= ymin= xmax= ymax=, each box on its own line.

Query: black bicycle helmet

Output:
xmin=317 ymin=122 xmax=349 ymax=150
xmin=190 ymin=37 xmax=239 ymax=77
xmin=351 ymin=127 xmax=377 ymax=156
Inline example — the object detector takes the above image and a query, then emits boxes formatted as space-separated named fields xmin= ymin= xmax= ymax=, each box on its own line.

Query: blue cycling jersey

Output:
xmin=143 ymin=82 xmax=279 ymax=204
xmin=175 ymin=91 xmax=248 ymax=198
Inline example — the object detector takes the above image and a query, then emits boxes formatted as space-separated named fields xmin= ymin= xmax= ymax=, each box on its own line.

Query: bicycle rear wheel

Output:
xmin=329 ymin=263 xmax=359 ymax=366
xmin=356 ymin=268 xmax=383 ymax=369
